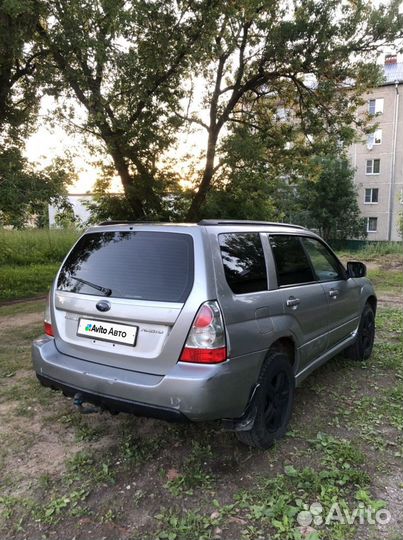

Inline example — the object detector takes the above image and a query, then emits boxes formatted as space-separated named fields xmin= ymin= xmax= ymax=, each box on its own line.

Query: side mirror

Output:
xmin=347 ymin=261 xmax=367 ymax=278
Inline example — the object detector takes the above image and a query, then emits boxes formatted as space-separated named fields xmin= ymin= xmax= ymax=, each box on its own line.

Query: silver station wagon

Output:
xmin=32 ymin=220 xmax=376 ymax=448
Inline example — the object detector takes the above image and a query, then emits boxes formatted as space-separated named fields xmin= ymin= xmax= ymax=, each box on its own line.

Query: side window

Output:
xmin=269 ymin=235 xmax=315 ymax=286
xmin=301 ymin=238 xmax=344 ymax=282
xmin=219 ymin=233 xmax=267 ymax=294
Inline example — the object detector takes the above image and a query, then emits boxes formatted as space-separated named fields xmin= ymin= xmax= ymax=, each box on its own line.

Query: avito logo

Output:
xmin=85 ymin=323 xmax=93 ymax=331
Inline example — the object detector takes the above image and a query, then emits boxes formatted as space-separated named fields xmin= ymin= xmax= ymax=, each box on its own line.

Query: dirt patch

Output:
xmin=378 ymin=293 xmax=403 ymax=307
xmin=380 ymin=259 xmax=403 ymax=272
xmin=0 ymin=394 xmax=81 ymax=492
xmin=0 ymin=310 xmax=42 ymax=331
xmin=0 ymin=294 xmax=47 ymax=307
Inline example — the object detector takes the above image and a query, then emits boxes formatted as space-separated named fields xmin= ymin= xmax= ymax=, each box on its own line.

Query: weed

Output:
xmin=153 ymin=509 xmax=219 ymax=540
xmin=119 ymin=432 xmax=163 ymax=465
xmin=34 ymin=489 xmax=89 ymax=525
xmin=165 ymin=441 xmax=214 ymax=496
xmin=101 ymin=508 xmax=117 ymax=523
xmin=66 ymin=450 xmax=116 ymax=486
xmin=59 ymin=411 xmax=106 ymax=442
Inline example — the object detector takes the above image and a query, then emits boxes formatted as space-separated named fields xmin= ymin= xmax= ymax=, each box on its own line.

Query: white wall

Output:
xmin=49 ymin=194 xmax=93 ymax=227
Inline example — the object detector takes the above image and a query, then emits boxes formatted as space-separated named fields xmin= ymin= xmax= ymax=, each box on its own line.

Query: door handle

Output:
xmin=286 ymin=296 xmax=300 ymax=308
xmin=329 ymin=289 xmax=339 ymax=298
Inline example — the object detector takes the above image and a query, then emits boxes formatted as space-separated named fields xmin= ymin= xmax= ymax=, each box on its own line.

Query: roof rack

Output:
xmin=97 ymin=220 xmax=157 ymax=226
xmin=198 ymin=219 xmax=306 ymax=229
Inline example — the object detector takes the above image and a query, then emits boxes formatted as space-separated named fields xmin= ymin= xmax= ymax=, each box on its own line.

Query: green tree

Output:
xmin=2 ymin=0 xmax=403 ymax=224
xmin=294 ymin=156 xmax=366 ymax=241
xmin=0 ymin=0 xmax=46 ymax=141
xmin=202 ymin=123 xmax=294 ymax=220
xmin=0 ymin=148 xmax=74 ymax=227
xmin=27 ymin=0 xmax=402 ymax=222
xmin=180 ymin=0 xmax=403 ymax=220
xmin=0 ymin=0 xmax=73 ymax=228
xmin=36 ymin=0 xmax=218 ymax=219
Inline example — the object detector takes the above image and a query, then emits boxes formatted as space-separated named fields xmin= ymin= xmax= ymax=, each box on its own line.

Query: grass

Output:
xmin=0 ymin=229 xmax=79 ymax=302
xmin=336 ymin=242 xmax=402 ymax=261
xmin=0 ymin=229 xmax=79 ymax=266
xmin=366 ymin=267 xmax=402 ymax=296
xmin=0 ymin=264 xmax=59 ymax=301
xmin=152 ymin=438 xmax=374 ymax=540
xmin=0 ymin=299 xmax=45 ymax=317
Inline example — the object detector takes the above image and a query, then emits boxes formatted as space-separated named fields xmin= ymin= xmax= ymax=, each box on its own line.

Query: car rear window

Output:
xmin=57 ymin=231 xmax=194 ymax=303
xmin=218 ymin=233 xmax=268 ymax=294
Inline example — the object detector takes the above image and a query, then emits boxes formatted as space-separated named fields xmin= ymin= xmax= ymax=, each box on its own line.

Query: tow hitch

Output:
xmin=73 ymin=392 xmax=101 ymax=415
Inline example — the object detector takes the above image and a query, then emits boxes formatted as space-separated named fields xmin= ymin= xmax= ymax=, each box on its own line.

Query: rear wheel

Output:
xmin=236 ymin=352 xmax=294 ymax=449
xmin=347 ymin=303 xmax=375 ymax=361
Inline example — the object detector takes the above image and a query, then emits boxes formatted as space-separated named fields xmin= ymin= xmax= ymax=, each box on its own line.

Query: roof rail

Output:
xmin=97 ymin=220 xmax=157 ymax=226
xmin=198 ymin=219 xmax=306 ymax=229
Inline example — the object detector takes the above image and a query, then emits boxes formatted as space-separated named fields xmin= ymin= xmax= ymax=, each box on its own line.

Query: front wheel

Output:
xmin=236 ymin=352 xmax=295 ymax=449
xmin=347 ymin=303 xmax=375 ymax=361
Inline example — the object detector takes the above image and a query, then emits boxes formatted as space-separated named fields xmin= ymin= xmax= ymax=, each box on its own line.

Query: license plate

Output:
xmin=77 ymin=318 xmax=138 ymax=346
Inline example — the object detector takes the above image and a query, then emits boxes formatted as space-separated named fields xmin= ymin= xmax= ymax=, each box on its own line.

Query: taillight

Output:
xmin=179 ymin=301 xmax=227 ymax=364
xmin=44 ymin=293 xmax=54 ymax=337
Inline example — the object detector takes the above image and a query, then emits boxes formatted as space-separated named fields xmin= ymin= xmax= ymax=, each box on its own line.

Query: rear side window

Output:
xmin=219 ymin=233 xmax=268 ymax=294
xmin=57 ymin=231 xmax=194 ymax=303
xmin=269 ymin=235 xmax=315 ymax=286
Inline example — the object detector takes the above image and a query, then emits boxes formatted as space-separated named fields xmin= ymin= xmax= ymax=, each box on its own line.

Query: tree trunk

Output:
xmin=109 ymin=149 xmax=145 ymax=219
xmin=186 ymin=129 xmax=218 ymax=222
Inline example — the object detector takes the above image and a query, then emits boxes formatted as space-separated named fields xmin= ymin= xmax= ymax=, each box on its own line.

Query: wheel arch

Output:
xmin=267 ymin=336 xmax=297 ymax=370
xmin=366 ymin=295 xmax=377 ymax=316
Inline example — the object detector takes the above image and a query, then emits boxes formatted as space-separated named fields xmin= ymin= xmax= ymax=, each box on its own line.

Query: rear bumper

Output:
xmin=32 ymin=336 xmax=261 ymax=421
xmin=37 ymin=373 xmax=186 ymax=422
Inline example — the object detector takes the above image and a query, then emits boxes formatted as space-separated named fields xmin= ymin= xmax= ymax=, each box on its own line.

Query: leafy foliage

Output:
xmin=36 ymin=0 xmax=217 ymax=218
xmin=294 ymin=156 xmax=367 ymax=240
xmin=0 ymin=0 xmax=44 ymax=142
xmin=1 ymin=0 xmax=403 ymax=225
xmin=180 ymin=0 xmax=403 ymax=219
xmin=0 ymin=148 xmax=74 ymax=227
xmin=0 ymin=1 xmax=73 ymax=227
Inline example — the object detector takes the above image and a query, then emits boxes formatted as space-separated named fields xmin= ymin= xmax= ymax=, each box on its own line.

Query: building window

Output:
xmin=366 ymin=159 xmax=380 ymax=175
xmin=367 ymin=129 xmax=382 ymax=148
xmin=368 ymin=98 xmax=384 ymax=115
xmin=367 ymin=217 xmax=378 ymax=232
xmin=364 ymin=188 xmax=379 ymax=204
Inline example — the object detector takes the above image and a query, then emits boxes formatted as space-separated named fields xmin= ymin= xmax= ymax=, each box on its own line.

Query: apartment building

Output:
xmin=349 ymin=55 xmax=403 ymax=241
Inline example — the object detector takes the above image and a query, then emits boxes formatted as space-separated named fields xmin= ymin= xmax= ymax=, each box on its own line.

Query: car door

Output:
xmin=300 ymin=237 xmax=361 ymax=349
xmin=268 ymin=235 xmax=330 ymax=369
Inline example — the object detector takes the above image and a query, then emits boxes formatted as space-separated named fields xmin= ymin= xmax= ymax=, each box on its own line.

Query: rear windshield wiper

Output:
xmin=71 ymin=277 xmax=112 ymax=297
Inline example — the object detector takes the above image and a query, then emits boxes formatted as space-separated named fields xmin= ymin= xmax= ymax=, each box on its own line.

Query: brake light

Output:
xmin=44 ymin=294 xmax=54 ymax=337
xmin=44 ymin=321 xmax=54 ymax=337
xmin=179 ymin=301 xmax=227 ymax=364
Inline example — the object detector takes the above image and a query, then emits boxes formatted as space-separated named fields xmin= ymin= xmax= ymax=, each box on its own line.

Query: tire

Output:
xmin=236 ymin=352 xmax=295 ymax=449
xmin=346 ymin=303 xmax=375 ymax=361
